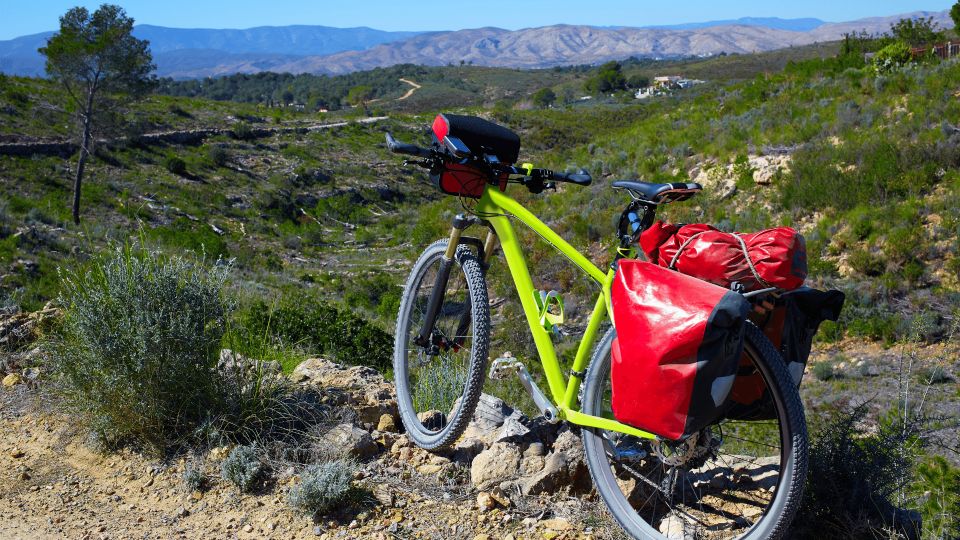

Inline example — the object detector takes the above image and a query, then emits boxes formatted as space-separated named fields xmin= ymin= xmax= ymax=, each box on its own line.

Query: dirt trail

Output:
xmin=398 ymin=79 xmax=421 ymax=100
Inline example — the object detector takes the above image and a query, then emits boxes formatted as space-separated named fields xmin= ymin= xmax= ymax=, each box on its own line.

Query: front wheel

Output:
xmin=581 ymin=323 xmax=807 ymax=540
xmin=393 ymin=240 xmax=490 ymax=451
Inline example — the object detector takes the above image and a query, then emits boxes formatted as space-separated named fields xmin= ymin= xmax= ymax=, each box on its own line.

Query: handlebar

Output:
xmin=385 ymin=133 xmax=433 ymax=158
xmin=385 ymin=133 xmax=592 ymax=188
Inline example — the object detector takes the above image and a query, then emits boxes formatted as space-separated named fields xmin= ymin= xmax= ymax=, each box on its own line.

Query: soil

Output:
xmin=0 ymin=386 xmax=614 ymax=540
xmin=0 ymin=337 xmax=956 ymax=540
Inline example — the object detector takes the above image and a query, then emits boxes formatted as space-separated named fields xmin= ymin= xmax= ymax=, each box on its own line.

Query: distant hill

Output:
xmin=599 ymin=17 xmax=830 ymax=32
xmin=1 ymin=9 xmax=954 ymax=79
xmin=0 ymin=24 xmax=425 ymax=77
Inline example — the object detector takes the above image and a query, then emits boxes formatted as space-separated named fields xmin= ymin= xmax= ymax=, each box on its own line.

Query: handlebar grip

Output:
xmin=549 ymin=169 xmax=592 ymax=186
xmin=386 ymin=133 xmax=432 ymax=158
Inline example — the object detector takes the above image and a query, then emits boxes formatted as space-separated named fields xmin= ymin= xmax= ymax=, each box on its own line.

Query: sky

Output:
xmin=1 ymin=0 xmax=955 ymax=41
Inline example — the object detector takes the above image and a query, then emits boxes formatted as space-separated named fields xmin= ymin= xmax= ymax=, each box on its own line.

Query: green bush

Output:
xmin=287 ymin=459 xmax=357 ymax=514
xmin=232 ymin=122 xmax=253 ymax=140
xmin=50 ymin=245 xmax=233 ymax=453
xmin=245 ymin=297 xmax=393 ymax=371
xmin=208 ymin=147 xmax=230 ymax=167
xmin=849 ymin=250 xmax=884 ymax=276
xmin=792 ymin=402 xmax=923 ymax=539
xmin=182 ymin=466 xmax=207 ymax=491
xmin=915 ymin=456 xmax=960 ymax=538
xmin=872 ymin=40 xmax=912 ymax=75
xmin=221 ymin=445 xmax=261 ymax=492
xmin=163 ymin=155 xmax=187 ymax=175
xmin=811 ymin=361 xmax=835 ymax=381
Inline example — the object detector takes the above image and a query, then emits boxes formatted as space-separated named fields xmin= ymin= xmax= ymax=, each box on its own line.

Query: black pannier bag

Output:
xmin=611 ymin=260 xmax=752 ymax=440
xmin=726 ymin=287 xmax=846 ymax=421
xmin=429 ymin=114 xmax=521 ymax=198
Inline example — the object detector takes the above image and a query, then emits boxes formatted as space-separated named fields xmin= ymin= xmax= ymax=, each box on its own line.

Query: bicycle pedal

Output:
xmin=488 ymin=356 xmax=521 ymax=380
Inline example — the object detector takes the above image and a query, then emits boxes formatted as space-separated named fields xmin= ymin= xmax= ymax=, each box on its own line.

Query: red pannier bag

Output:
xmin=639 ymin=222 xmax=808 ymax=292
xmin=611 ymin=260 xmax=752 ymax=440
xmin=726 ymin=287 xmax=845 ymax=421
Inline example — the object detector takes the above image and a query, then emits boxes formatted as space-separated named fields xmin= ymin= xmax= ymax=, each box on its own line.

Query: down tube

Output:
xmin=477 ymin=188 xmax=608 ymax=406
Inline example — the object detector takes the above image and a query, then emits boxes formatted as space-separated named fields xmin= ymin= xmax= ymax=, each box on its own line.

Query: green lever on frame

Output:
xmin=534 ymin=290 xmax=564 ymax=331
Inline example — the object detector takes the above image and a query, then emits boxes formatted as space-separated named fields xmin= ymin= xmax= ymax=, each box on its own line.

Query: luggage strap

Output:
xmin=667 ymin=231 xmax=773 ymax=289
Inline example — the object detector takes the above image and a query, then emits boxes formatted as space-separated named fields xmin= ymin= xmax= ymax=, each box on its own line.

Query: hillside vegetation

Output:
xmin=1 ymin=33 xmax=960 ymax=538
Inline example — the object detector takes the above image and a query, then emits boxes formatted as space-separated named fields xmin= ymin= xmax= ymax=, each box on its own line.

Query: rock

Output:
xmin=242 ymin=524 xmax=253 ymax=533
xmin=10 ymin=447 xmax=24 ymax=458
xmin=489 ymin=486 xmax=510 ymax=507
xmin=542 ymin=518 xmax=572 ymax=531
xmin=659 ymin=514 xmax=696 ymax=539
xmin=452 ymin=438 xmax=486 ymax=464
xmin=461 ymin=393 xmax=516 ymax=443
xmin=520 ymin=455 xmax=545 ymax=475
xmin=523 ymin=442 xmax=545 ymax=457
xmin=496 ymin=412 xmax=530 ymax=442
xmin=417 ymin=464 xmax=443 ymax=475
xmin=17 ymin=471 xmax=30 ymax=481
xmin=190 ymin=491 xmax=203 ymax=501
xmin=2 ymin=373 xmax=21 ymax=386
xmin=22 ymin=367 xmax=39 ymax=380
xmin=373 ymin=484 xmax=393 ymax=507
xmin=477 ymin=492 xmax=497 ymax=510
xmin=416 ymin=410 xmax=446 ymax=431
xmin=471 ymin=441 xmax=521 ymax=487
xmin=521 ymin=429 xmax=589 ymax=495
xmin=293 ymin=358 xmax=399 ymax=424
xmin=321 ymin=424 xmax=379 ymax=459
xmin=313 ymin=525 xmax=324 ymax=536
xmin=175 ymin=506 xmax=188 ymax=518
xmin=376 ymin=414 xmax=397 ymax=433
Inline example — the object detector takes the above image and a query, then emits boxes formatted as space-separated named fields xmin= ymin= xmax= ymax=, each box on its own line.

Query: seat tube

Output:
xmin=414 ymin=216 xmax=468 ymax=349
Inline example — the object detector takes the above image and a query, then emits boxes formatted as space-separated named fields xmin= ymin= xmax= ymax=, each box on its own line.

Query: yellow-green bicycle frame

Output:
xmin=471 ymin=186 xmax=655 ymax=440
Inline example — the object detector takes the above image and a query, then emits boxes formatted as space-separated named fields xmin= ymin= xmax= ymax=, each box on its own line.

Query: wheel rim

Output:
xmin=585 ymin=335 xmax=793 ymax=539
xmin=397 ymin=252 xmax=476 ymax=442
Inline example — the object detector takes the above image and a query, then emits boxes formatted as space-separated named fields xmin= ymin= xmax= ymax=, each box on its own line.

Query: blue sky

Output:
xmin=2 ymin=0 xmax=955 ymax=41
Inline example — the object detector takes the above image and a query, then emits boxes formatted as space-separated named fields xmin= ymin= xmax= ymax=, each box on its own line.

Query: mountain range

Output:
xmin=0 ymin=10 xmax=952 ymax=79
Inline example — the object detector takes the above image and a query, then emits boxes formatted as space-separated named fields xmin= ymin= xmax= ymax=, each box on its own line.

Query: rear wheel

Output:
xmin=393 ymin=241 xmax=490 ymax=451
xmin=581 ymin=323 xmax=807 ymax=540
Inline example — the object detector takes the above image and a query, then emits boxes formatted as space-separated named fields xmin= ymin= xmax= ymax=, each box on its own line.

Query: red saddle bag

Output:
xmin=639 ymin=222 xmax=808 ymax=292
xmin=611 ymin=260 xmax=752 ymax=440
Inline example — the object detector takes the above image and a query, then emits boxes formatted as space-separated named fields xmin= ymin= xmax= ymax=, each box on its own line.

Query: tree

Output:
xmin=953 ymin=2 xmax=960 ymax=32
xmin=583 ymin=61 xmax=626 ymax=95
xmin=533 ymin=87 xmax=556 ymax=108
xmin=39 ymin=5 xmax=155 ymax=224
xmin=627 ymin=74 xmax=650 ymax=89
xmin=890 ymin=16 xmax=942 ymax=47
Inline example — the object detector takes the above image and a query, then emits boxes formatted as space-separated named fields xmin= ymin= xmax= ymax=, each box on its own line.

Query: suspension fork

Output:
xmin=414 ymin=214 xmax=489 ymax=351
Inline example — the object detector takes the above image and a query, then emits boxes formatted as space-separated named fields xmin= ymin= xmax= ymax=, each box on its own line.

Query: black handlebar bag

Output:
xmin=726 ymin=287 xmax=845 ymax=421
xmin=611 ymin=260 xmax=752 ymax=440
xmin=428 ymin=113 xmax=521 ymax=198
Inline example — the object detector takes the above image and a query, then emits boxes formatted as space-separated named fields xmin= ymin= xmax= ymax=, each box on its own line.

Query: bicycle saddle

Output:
xmin=612 ymin=180 xmax=702 ymax=204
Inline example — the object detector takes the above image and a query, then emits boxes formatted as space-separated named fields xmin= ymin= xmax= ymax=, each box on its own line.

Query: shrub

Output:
xmin=221 ymin=445 xmax=261 ymax=492
xmin=232 ymin=122 xmax=253 ymax=140
xmin=872 ymin=40 xmax=912 ymax=75
xmin=208 ymin=147 xmax=230 ymax=167
xmin=287 ymin=459 xmax=357 ymax=514
xmin=245 ymin=298 xmax=393 ymax=371
xmin=182 ymin=466 xmax=207 ymax=491
xmin=49 ymin=245 xmax=233 ymax=453
xmin=792 ymin=401 xmax=922 ymax=539
xmin=849 ymin=250 xmax=884 ymax=276
xmin=917 ymin=365 xmax=950 ymax=384
xmin=812 ymin=361 xmax=836 ymax=381
xmin=874 ymin=76 xmax=888 ymax=92
xmin=915 ymin=456 xmax=960 ymax=538
xmin=163 ymin=155 xmax=187 ymax=175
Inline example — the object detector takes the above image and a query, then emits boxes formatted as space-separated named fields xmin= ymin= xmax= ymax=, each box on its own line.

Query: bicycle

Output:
xmin=386 ymin=113 xmax=807 ymax=540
